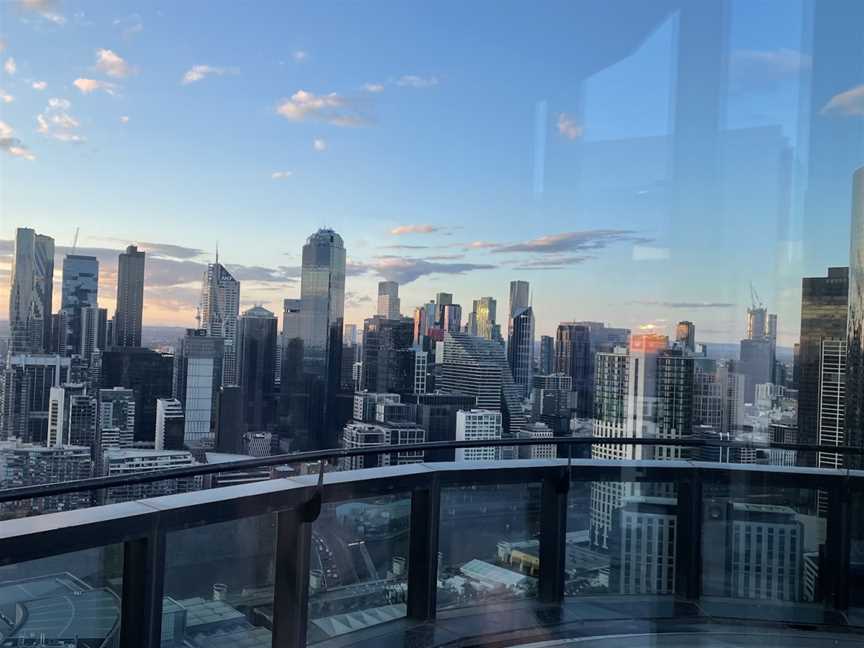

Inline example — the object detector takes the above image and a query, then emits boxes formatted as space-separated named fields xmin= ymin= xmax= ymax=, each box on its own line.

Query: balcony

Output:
xmin=0 ymin=439 xmax=862 ymax=647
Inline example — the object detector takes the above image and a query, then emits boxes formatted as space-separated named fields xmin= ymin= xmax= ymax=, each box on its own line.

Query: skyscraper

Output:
xmin=360 ymin=316 xmax=414 ymax=394
xmin=847 ymin=167 xmax=864 ymax=461
xmin=155 ymin=398 xmax=185 ymax=451
xmin=200 ymin=261 xmax=240 ymax=385
xmin=555 ymin=323 xmax=592 ymax=418
xmin=8 ymin=228 xmax=54 ymax=353
xmin=508 ymin=280 xmax=530 ymax=342
xmin=455 ymin=409 xmax=502 ymax=462
xmin=471 ymin=297 xmax=498 ymax=340
xmin=377 ymin=281 xmax=401 ymax=319
xmin=798 ymin=267 xmax=848 ymax=453
xmin=434 ymin=292 xmax=452 ymax=328
xmin=507 ymin=306 xmax=534 ymax=398
xmin=442 ymin=303 xmax=462 ymax=332
xmin=113 ymin=245 xmax=145 ymax=348
xmin=0 ymin=354 xmax=71 ymax=443
xmin=173 ymin=329 xmax=224 ymax=448
xmin=675 ymin=321 xmax=695 ymax=352
xmin=60 ymin=254 xmax=99 ymax=356
xmin=285 ymin=228 xmax=346 ymax=450
xmin=236 ymin=305 xmax=277 ymax=429
xmin=539 ymin=335 xmax=554 ymax=375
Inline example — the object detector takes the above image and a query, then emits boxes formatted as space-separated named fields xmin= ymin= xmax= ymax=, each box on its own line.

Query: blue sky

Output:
xmin=1 ymin=0 xmax=862 ymax=345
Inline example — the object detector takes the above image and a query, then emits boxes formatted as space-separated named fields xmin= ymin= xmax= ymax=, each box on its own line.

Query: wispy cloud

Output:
xmin=95 ymin=49 xmax=134 ymax=78
xmin=511 ymin=255 xmax=592 ymax=270
xmin=390 ymin=224 xmax=442 ymax=236
xmin=113 ymin=13 xmax=143 ymax=40
xmin=346 ymin=291 xmax=372 ymax=308
xmin=492 ymin=230 xmax=648 ymax=254
xmin=730 ymin=48 xmax=810 ymax=93
xmin=292 ymin=50 xmax=308 ymax=62
xmin=463 ymin=240 xmax=501 ymax=250
xmin=4 ymin=58 xmax=16 ymax=76
xmin=271 ymin=170 xmax=293 ymax=179
xmin=557 ymin=113 xmax=582 ymax=140
xmin=36 ymin=98 xmax=84 ymax=142
xmin=363 ymin=82 xmax=384 ymax=93
xmin=73 ymin=78 xmax=119 ymax=95
xmin=276 ymin=90 xmax=370 ymax=127
xmin=313 ymin=137 xmax=327 ymax=151
xmin=634 ymin=300 xmax=736 ymax=309
xmin=0 ymin=120 xmax=36 ymax=160
xmin=822 ymin=84 xmax=864 ymax=117
xmin=16 ymin=0 xmax=65 ymax=24
xmin=119 ymin=115 xmax=129 ymax=124
xmin=31 ymin=80 xmax=47 ymax=90
xmin=181 ymin=64 xmax=237 ymax=85
xmin=395 ymin=75 xmax=438 ymax=88
xmin=0 ymin=90 xmax=13 ymax=103
xmin=348 ymin=255 xmax=495 ymax=284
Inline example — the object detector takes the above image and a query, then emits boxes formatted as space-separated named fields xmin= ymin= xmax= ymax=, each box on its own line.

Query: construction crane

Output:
xmin=70 ymin=227 xmax=80 ymax=253
xmin=749 ymin=282 xmax=764 ymax=310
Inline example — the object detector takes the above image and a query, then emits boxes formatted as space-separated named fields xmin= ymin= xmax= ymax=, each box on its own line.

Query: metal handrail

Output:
xmin=0 ymin=435 xmax=860 ymax=505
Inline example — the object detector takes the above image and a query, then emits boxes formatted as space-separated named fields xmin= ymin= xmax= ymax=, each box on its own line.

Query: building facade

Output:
xmin=113 ymin=245 xmax=145 ymax=348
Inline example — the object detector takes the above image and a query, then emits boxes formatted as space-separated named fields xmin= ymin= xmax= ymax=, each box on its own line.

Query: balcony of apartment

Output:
xmin=0 ymin=438 xmax=862 ymax=648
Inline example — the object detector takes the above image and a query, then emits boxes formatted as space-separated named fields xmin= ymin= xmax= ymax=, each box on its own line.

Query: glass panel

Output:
xmin=567 ymin=480 xmax=678 ymax=604
xmin=161 ymin=514 xmax=276 ymax=647
xmin=307 ymin=493 xmax=411 ymax=644
xmin=847 ymin=487 xmax=864 ymax=626
xmin=438 ymin=483 xmax=541 ymax=610
xmin=701 ymin=483 xmax=825 ymax=623
xmin=0 ymin=546 xmax=123 ymax=645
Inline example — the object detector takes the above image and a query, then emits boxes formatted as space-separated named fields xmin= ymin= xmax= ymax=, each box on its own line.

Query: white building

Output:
xmin=517 ymin=421 xmax=556 ymax=459
xmin=455 ymin=409 xmax=502 ymax=462
xmin=341 ymin=421 xmax=425 ymax=470
xmin=377 ymin=281 xmax=401 ymax=320
xmin=155 ymin=398 xmax=184 ymax=451
xmin=103 ymin=448 xmax=199 ymax=503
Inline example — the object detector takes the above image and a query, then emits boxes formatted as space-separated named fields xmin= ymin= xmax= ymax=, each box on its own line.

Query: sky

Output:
xmin=1 ymin=0 xmax=862 ymax=346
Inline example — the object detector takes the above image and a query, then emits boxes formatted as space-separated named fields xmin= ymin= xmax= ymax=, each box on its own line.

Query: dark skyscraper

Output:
xmin=60 ymin=254 xmax=99 ymax=356
xmin=556 ymin=323 xmax=593 ymax=418
xmin=507 ymin=306 xmax=534 ymax=397
xmin=846 ymin=168 xmax=864 ymax=459
xmin=675 ymin=321 xmax=695 ymax=352
xmin=113 ymin=245 xmax=145 ymax=348
xmin=173 ymin=329 xmax=224 ymax=448
xmin=8 ymin=228 xmax=54 ymax=353
xmin=100 ymin=348 xmax=174 ymax=442
xmin=236 ymin=305 xmax=277 ymax=430
xmin=797 ymin=267 xmax=849 ymax=453
xmin=539 ymin=335 xmax=554 ymax=375
xmin=360 ymin=316 xmax=414 ymax=394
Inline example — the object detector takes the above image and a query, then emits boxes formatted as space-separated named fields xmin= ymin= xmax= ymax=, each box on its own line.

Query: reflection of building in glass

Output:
xmin=609 ymin=496 xmax=677 ymax=595
xmin=846 ymin=168 xmax=864 ymax=463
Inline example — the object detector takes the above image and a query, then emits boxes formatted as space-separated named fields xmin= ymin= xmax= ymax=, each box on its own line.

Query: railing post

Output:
xmin=407 ymin=479 xmax=441 ymax=620
xmin=272 ymin=508 xmax=314 ymax=648
xmin=824 ymin=479 xmax=851 ymax=611
xmin=120 ymin=530 xmax=166 ymax=648
xmin=675 ymin=472 xmax=702 ymax=601
xmin=538 ymin=466 xmax=569 ymax=604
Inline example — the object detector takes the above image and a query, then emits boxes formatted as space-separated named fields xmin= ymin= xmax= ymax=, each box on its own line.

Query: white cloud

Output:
xmin=0 ymin=90 xmax=13 ymax=103
xmin=36 ymin=97 xmax=85 ymax=142
xmin=395 ymin=75 xmax=438 ymax=88
xmin=181 ymin=64 xmax=237 ymax=85
xmin=276 ymin=90 xmax=370 ymax=127
xmin=271 ymin=170 xmax=293 ymax=179
xmin=31 ymin=80 xmax=47 ymax=90
xmin=363 ymin=82 xmax=384 ymax=93
xmin=4 ymin=58 xmax=16 ymax=76
xmin=119 ymin=115 xmax=130 ymax=124
xmin=292 ymin=50 xmax=308 ymax=62
xmin=313 ymin=137 xmax=327 ymax=151
xmin=0 ymin=120 xmax=36 ymax=160
xmin=73 ymin=77 xmax=119 ymax=95
xmin=557 ymin=113 xmax=582 ymax=140
xmin=822 ymin=84 xmax=864 ymax=117
xmin=18 ymin=0 xmax=65 ymax=25
xmin=390 ymin=224 xmax=441 ymax=236
xmin=95 ymin=49 xmax=133 ymax=78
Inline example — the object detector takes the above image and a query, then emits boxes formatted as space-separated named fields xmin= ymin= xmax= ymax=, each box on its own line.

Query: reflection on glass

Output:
xmin=438 ymin=483 xmax=541 ymax=610
xmin=307 ymin=494 xmax=410 ymax=644
xmin=161 ymin=515 xmax=276 ymax=647
xmin=0 ymin=546 xmax=123 ymax=645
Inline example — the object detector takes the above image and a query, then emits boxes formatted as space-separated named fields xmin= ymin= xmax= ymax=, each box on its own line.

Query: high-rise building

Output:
xmin=439 ymin=331 xmax=527 ymax=435
xmin=798 ymin=267 xmax=848 ymax=453
xmin=60 ymin=254 xmax=99 ymax=356
xmin=377 ymin=281 xmax=400 ymax=319
xmin=97 ymin=387 xmax=136 ymax=457
xmin=155 ymin=398 xmax=185 ymax=451
xmin=78 ymin=306 xmax=108 ymax=362
xmin=746 ymin=306 xmax=768 ymax=340
xmin=68 ymin=393 xmax=97 ymax=448
xmin=539 ymin=335 xmax=554 ymax=375
xmin=286 ymin=229 xmax=346 ymax=450
xmin=236 ymin=305 xmax=277 ymax=429
xmin=215 ymin=385 xmax=245 ymax=453
xmin=817 ymin=339 xmax=847 ymax=471
xmin=173 ymin=329 xmax=224 ymax=448
xmin=508 ymin=280 xmax=530 ymax=336
xmin=517 ymin=421 xmax=555 ymax=459
xmin=738 ymin=338 xmax=776 ymax=403
xmin=103 ymin=448 xmax=198 ymax=503
xmin=360 ymin=316 xmax=414 ymax=394
xmin=200 ymin=261 xmax=240 ymax=385
xmin=609 ymin=496 xmax=677 ymax=595
xmin=100 ymin=348 xmax=174 ymax=441
xmin=0 ymin=354 xmax=71 ymax=443
xmin=456 ymin=409 xmax=502 ymax=462
xmin=675 ymin=321 xmax=695 ymax=352
xmin=846 ymin=167 xmax=864 ymax=461
xmin=113 ymin=245 xmax=145 ymax=348
xmin=470 ymin=297 xmax=498 ymax=340
xmin=531 ymin=373 xmax=573 ymax=434
xmin=693 ymin=359 xmax=745 ymax=436
xmin=434 ymin=292 xmax=453 ymax=328
xmin=507 ymin=306 xmax=534 ymax=398
xmin=8 ymin=228 xmax=54 ymax=353
xmin=555 ymin=323 xmax=592 ymax=417
xmin=442 ymin=303 xmax=462 ymax=333
xmin=403 ymin=392 xmax=476 ymax=461
xmin=340 ymin=420 xmax=425 ymax=470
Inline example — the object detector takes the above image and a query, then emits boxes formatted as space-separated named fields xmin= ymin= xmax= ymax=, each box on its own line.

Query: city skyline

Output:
xmin=2 ymin=2 xmax=862 ymax=345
